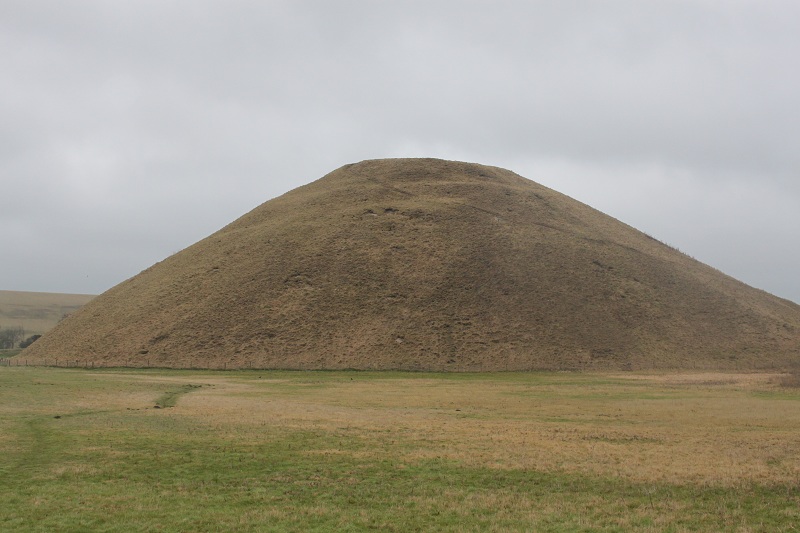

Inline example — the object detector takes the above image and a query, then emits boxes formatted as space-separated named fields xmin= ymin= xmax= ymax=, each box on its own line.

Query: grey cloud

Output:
xmin=1 ymin=1 xmax=798 ymax=302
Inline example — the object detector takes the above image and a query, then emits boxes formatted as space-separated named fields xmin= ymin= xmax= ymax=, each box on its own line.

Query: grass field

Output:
xmin=0 ymin=290 xmax=94 ymax=338
xmin=1 ymin=368 xmax=798 ymax=531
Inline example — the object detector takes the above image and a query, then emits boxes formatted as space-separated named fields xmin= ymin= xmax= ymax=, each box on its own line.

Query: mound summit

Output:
xmin=22 ymin=158 xmax=800 ymax=370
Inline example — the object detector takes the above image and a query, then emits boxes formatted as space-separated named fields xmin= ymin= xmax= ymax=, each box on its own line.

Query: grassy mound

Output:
xmin=20 ymin=158 xmax=800 ymax=370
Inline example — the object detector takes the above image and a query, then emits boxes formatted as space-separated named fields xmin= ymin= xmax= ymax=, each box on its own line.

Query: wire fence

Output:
xmin=0 ymin=356 xmax=787 ymax=373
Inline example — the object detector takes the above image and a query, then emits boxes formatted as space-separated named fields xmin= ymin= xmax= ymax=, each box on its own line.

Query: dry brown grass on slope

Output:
xmin=20 ymin=158 xmax=800 ymax=370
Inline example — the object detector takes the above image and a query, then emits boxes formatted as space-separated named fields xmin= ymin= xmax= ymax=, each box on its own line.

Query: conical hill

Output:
xmin=22 ymin=158 xmax=800 ymax=370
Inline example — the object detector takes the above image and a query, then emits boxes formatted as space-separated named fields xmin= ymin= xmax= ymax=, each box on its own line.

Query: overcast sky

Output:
xmin=2 ymin=1 xmax=799 ymax=304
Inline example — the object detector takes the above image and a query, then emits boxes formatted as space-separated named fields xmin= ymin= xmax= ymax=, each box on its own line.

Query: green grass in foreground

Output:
xmin=0 ymin=367 xmax=798 ymax=532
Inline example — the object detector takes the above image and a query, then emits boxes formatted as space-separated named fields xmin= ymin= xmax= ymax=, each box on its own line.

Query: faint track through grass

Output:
xmin=1 ymin=367 xmax=799 ymax=531
xmin=154 ymin=384 xmax=203 ymax=408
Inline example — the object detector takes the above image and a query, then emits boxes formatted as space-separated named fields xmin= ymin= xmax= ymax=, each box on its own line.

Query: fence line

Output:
xmin=0 ymin=356 xmax=790 ymax=373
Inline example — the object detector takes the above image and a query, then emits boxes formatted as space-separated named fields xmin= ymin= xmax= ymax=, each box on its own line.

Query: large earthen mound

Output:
xmin=22 ymin=158 xmax=800 ymax=370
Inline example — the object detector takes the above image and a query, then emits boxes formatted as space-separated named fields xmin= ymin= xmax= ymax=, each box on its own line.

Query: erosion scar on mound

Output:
xmin=20 ymin=158 xmax=800 ymax=370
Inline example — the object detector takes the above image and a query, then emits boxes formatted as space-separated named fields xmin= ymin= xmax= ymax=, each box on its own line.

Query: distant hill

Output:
xmin=20 ymin=158 xmax=800 ymax=370
xmin=0 ymin=290 xmax=95 ymax=337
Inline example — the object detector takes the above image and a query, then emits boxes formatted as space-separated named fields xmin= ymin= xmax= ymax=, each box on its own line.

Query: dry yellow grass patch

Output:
xmin=167 ymin=371 xmax=800 ymax=487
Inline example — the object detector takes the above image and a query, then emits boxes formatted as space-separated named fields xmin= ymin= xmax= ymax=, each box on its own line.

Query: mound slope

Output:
xmin=22 ymin=158 xmax=800 ymax=370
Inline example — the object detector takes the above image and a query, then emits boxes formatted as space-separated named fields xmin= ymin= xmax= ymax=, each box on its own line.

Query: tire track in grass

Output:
xmin=154 ymin=384 xmax=203 ymax=408
xmin=0 ymin=417 xmax=57 ymax=530
xmin=1 ymin=409 xmax=114 ymax=485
